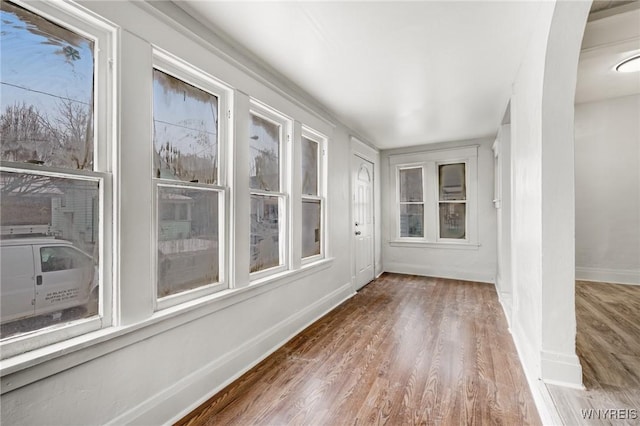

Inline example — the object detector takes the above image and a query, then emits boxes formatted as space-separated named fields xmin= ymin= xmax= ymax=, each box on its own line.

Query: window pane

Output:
xmin=400 ymin=204 xmax=423 ymax=237
xmin=157 ymin=186 xmax=219 ymax=298
xmin=399 ymin=168 xmax=423 ymax=202
xmin=301 ymin=137 xmax=318 ymax=196
xmin=249 ymin=114 xmax=280 ymax=191
xmin=153 ymin=69 xmax=218 ymax=184
xmin=0 ymin=2 xmax=95 ymax=170
xmin=250 ymin=194 xmax=280 ymax=272
xmin=1 ymin=171 xmax=99 ymax=339
xmin=302 ymin=199 xmax=321 ymax=258
xmin=439 ymin=203 xmax=466 ymax=239
xmin=439 ymin=163 xmax=466 ymax=201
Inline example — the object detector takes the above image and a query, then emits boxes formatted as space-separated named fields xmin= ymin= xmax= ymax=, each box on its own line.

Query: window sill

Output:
xmin=388 ymin=240 xmax=481 ymax=250
xmin=250 ymin=257 xmax=332 ymax=288
xmin=0 ymin=257 xmax=334 ymax=394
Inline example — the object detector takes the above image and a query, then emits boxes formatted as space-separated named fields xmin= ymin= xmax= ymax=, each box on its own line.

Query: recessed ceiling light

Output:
xmin=615 ymin=55 xmax=640 ymax=73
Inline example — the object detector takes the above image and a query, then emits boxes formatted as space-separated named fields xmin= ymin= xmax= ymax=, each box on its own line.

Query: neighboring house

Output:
xmin=159 ymin=191 xmax=194 ymax=241
xmin=1 ymin=175 xmax=96 ymax=250
xmin=50 ymin=181 xmax=98 ymax=249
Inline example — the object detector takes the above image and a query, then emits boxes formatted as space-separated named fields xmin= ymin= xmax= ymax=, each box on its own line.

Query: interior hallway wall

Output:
xmin=575 ymin=94 xmax=640 ymax=285
xmin=508 ymin=0 xmax=590 ymax=393
xmin=380 ymin=137 xmax=498 ymax=284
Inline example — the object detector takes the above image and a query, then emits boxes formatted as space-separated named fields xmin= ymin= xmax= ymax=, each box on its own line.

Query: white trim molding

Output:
xmin=575 ymin=267 xmax=640 ymax=286
xmin=108 ymin=281 xmax=355 ymax=425
xmin=388 ymin=145 xmax=479 ymax=247
xmin=541 ymin=350 xmax=584 ymax=389
xmin=384 ymin=262 xmax=494 ymax=284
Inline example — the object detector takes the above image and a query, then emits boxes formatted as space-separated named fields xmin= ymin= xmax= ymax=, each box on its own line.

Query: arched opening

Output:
xmin=547 ymin=1 xmax=640 ymax=422
xmin=505 ymin=2 xmax=593 ymax=422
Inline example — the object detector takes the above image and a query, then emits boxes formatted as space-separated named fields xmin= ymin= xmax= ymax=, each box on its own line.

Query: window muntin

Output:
xmin=249 ymin=105 xmax=290 ymax=276
xmin=152 ymin=69 xmax=218 ymax=184
xmin=0 ymin=1 xmax=95 ymax=171
xmin=152 ymin=57 xmax=228 ymax=305
xmin=398 ymin=167 xmax=424 ymax=238
xmin=0 ymin=0 xmax=111 ymax=353
xmin=438 ymin=163 xmax=466 ymax=240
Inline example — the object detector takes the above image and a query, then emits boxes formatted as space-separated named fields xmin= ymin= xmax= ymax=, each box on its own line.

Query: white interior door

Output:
xmin=353 ymin=155 xmax=374 ymax=290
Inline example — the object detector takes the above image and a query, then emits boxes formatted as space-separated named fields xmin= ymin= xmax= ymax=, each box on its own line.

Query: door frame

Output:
xmin=350 ymin=136 xmax=380 ymax=291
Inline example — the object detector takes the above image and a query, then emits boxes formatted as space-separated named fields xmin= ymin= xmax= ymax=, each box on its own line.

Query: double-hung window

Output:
xmin=398 ymin=167 xmax=424 ymax=238
xmin=301 ymin=128 xmax=325 ymax=261
xmin=391 ymin=146 xmax=478 ymax=246
xmin=0 ymin=0 xmax=114 ymax=357
xmin=249 ymin=102 xmax=291 ymax=277
xmin=152 ymin=50 xmax=231 ymax=308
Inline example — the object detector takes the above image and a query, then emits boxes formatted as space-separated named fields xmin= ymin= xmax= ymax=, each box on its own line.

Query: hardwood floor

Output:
xmin=548 ymin=281 xmax=640 ymax=425
xmin=177 ymin=273 xmax=541 ymax=426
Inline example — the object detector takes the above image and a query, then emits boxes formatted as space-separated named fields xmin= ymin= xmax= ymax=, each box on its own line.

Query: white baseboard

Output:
xmin=528 ymin=377 xmax=566 ymax=426
xmin=108 ymin=282 xmax=355 ymax=425
xmin=510 ymin=320 xmax=564 ymax=426
xmin=541 ymin=350 xmax=583 ymax=389
xmin=510 ymin=319 xmax=539 ymax=383
xmin=575 ymin=266 xmax=640 ymax=285
xmin=384 ymin=262 xmax=494 ymax=284
xmin=497 ymin=291 xmax=512 ymax=329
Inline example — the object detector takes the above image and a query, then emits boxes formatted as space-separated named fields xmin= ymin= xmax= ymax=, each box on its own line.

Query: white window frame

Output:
xmin=397 ymin=165 xmax=425 ymax=239
xmin=389 ymin=145 xmax=478 ymax=247
xmin=300 ymin=126 xmax=326 ymax=264
xmin=151 ymin=48 xmax=232 ymax=311
xmin=0 ymin=0 xmax=116 ymax=359
xmin=249 ymin=101 xmax=292 ymax=281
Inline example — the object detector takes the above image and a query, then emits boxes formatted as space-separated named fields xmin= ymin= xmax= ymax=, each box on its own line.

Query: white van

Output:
xmin=0 ymin=238 xmax=97 ymax=324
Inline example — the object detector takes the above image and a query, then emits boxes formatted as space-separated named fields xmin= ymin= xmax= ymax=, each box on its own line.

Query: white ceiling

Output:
xmin=181 ymin=1 xmax=640 ymax=150
xmin=176 ymin=1 xmax=544 ymax=149
xmin=576 ymin=3 xmax=640 ymax=104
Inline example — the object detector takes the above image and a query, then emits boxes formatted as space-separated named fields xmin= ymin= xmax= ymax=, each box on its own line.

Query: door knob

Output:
xmin=355 ymin=231 xmax=361 ymax=236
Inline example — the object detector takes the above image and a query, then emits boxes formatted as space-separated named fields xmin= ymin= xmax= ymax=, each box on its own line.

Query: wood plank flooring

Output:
xmin=548 ymin=281 xmax=640 ymax=425
xmin=177 ymin=273 xmax=541 ymax=426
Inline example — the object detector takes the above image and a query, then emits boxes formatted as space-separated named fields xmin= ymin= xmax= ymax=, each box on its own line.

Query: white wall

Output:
xmin=381 ymin=138 xmax=497 ymax=284
xmin=508 ymin=0 xmax=589 ymax=394
xmin=575 ymin=94 xmax=640 ymax=285
xmin=540 ymin=0 xmax=591 ymax=388
xmin=0 ymin=2 xmax=368 ymax=424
